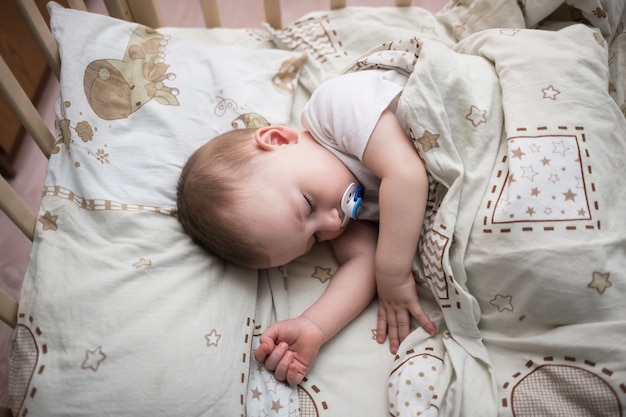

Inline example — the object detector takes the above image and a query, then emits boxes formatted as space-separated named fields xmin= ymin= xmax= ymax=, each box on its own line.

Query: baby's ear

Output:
xmin=255 ymin=126 xmax=299 ymax=150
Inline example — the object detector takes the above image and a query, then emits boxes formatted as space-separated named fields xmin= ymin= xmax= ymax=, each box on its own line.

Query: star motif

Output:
xmin=563 ymin=188 xmax=577 ymax=202
xmin=271 ymin=399 xmax=284 ymax=413
xmin=250 ymin=387 xmax=262 ymax=400
xmin=263 ymin=377 xmax=280 ymax=395
xmin=499 ymin=28 xmax=520 ymax=36
xmin=489 ymin=294 xmax=513 ymax=312
xmin=82 ymin=346 xmax=107 ymax=372
xmin=416 ymin=130 xmax=440 ymax=152
xmin=548 ymin=173 xmax=560 ymax=184
xmin=465 ymin=105 xmax=487 ymax=127
xmin=575 ymin=176 xmax=584 ymax=189
xmin=511 ymin=147 xmax=526 ymax=159
xmin=578 ymin=208 xmax=587 ymax=217
xmin=132 ymin=258 xmax=152 ymax=268
xmin=39 ymin=211 xmax=58 ymax=231
xmin=531 ymin=187 xmax=541 ymax=196
xmin=498 ymin=198 xmax=511 ymax=212
xmin=205 ymin=329 xmax=221 ymax=347
xmin=521 ymin=165 xmax=538 ymax=181
xmin=541 ymin=157 xmax=551 ymax=166
xmin=526 ymin=206 xmax=535 ymax=216
xmin=312 ymin=266 xmax=333 ymax=283
xmin=542 ymin=85 xmax=560 ymax=100
xmin=588 ymin=271 xmax=611 ymax=294
xmin=552 ymin=140 xmax=570 ymax=156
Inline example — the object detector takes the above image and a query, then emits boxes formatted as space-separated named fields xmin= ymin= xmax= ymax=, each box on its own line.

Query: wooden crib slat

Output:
xmin=67 ymin=0 xmax=88 ymax=11
xmin=199 ymin=0 xmax=221 ymax=28
xmin=0 ymin=55 xmax=54 ymax=159
xmin=128 ymin=0 xmax=164 ymax=27
xmin=263 ymin=0 xmax=282 ymax=29
xmin=0 ymin=175 xmax=37 ymax=241
xmin=14 ymin=0 xmax=61 ymax=79
xmin=330 ymin=0 xmax=347 ymax=9
xmin=0 ymin=287 xmax=18 ymax=329
xmin=105 ymin=0 xmax=164 ymax=28
xmin=103 ymin=0 xmax=133 ymax=22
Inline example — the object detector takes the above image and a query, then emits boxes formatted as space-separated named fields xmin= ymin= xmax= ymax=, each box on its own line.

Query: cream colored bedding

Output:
xmin=6 ymin=1 xmax=626 ymax=416
xmin=349 ymin=22 xmax=626 ymax=415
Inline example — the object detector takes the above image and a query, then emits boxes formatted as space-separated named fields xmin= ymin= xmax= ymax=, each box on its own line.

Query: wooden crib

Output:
xmin=1 ymin=0 xmax=625 ymax=416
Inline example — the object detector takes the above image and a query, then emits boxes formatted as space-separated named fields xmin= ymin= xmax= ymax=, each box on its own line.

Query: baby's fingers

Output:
xmin=376 ymin=304 xmax=388 ymax=345
xmin=254 ymin=342 xmax=271 ymax=363
xmin=395 ymin=309 xmax=412 ymax=347
xmin=388 ymin=309 xmax=416 ymax=355
xmin=286 ymin=362 xmax=307 ymax=387
xmin=273 ymin=349 xmax=294 ymax=382
xmin=410 ymin=304 xmax=437 ymax=336
xmin=263 ymin=342 xmax=290 ymax=371
xmin=377 ymin=304 xmax=405 ymax=354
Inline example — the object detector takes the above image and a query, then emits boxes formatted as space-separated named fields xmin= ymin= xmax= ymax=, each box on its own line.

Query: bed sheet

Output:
xmin=265 ymin=0 xmax=626 ymax=416
xmin=6 ymin=1 xmax=626 ymax=416
xmin=7 ymin=3 xmax=302 ymax=416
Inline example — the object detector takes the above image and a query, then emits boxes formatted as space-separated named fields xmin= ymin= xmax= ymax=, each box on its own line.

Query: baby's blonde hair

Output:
xmin=176 ymin=128 xmax=270 ymax=268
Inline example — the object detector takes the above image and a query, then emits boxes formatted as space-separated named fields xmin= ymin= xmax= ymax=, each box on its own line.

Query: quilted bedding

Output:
xmin=348 ymin=23 xmax=626 ymax=416
xmin=6 ymin=1 xmax=626 ymax=416
xmin=264 ymin=1 xmax=626 ymax=416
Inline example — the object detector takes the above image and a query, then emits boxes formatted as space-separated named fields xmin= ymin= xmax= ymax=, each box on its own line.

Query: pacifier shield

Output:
xmin=340 ymin=183 xmax=364 ymax=227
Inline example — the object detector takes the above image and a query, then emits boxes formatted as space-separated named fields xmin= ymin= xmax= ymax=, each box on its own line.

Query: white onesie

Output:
xmin=301 ymin=69 xmax=408 ymax=221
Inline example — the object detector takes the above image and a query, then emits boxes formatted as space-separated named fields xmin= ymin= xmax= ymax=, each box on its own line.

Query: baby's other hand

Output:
xmin=254 ymin=317 xmax=325 ymax=386
xmin=376 ymin=272 xmax=436 ymax=354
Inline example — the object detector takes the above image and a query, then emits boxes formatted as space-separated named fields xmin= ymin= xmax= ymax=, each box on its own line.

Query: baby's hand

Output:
xmin=376 ymin=271 xmax=436 ymax=354
xmin=254 ymin=317 xmax=325 ymax=386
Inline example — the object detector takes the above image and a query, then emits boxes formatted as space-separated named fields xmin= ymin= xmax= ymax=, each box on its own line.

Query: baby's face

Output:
xmin=239 ymin=138 xmax=358 ymax=267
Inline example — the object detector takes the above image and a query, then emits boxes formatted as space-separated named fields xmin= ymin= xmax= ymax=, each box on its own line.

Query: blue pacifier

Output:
xmin=340 ymin=183 xmax=364 ymax=227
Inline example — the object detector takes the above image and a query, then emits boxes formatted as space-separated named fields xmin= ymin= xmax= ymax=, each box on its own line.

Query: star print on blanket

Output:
xmin=247 ymin=336 xmax=299 ymax=417
xmin=489 ymin=127 xmax=598 ymax=229
xmin=349 ymin=22 xmax=626 ymax=416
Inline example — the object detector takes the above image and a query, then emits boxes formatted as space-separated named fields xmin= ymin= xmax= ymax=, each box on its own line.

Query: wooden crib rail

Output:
xmin=0 ymin=56 xmax=54 ymax=162
xmin=0 ymin=0 xmax=80 ymax=331
xmin=0 ymin=0 xmax=65 ymax=244
xmin=106 ymin=0 xmax=415 ymax=29
xmin=13 ymin=0 xmax=61 ymax=78
xmin=104 ymin=0 xmax=284 ymax=28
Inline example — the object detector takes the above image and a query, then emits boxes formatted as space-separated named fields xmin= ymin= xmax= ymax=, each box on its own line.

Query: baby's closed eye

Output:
xmin=303 ymin=194 xmax=316 ymax=215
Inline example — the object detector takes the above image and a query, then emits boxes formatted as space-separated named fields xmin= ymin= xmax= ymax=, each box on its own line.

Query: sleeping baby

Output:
xmin=176 ymin=69 xmax=436 ymax=386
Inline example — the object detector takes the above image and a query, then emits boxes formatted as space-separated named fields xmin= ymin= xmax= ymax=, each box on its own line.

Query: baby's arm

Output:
xmin=362 ymin=109 xmax=436 ymax=354
xmin=254 ymin=220 xmax=377 ymax=386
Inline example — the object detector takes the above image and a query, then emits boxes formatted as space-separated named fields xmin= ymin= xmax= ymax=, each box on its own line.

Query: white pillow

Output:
xmin=8 ymin=3 xmax=303 ymax=416
xmin=47 ymin=4 xmax=304 ymax=209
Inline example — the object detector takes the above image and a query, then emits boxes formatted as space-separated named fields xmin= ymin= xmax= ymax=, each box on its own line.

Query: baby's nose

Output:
xmin=317 ymin=209 xmax=343 ymax=240
xmin=326 ymin=208 xmax=343 ymax=230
